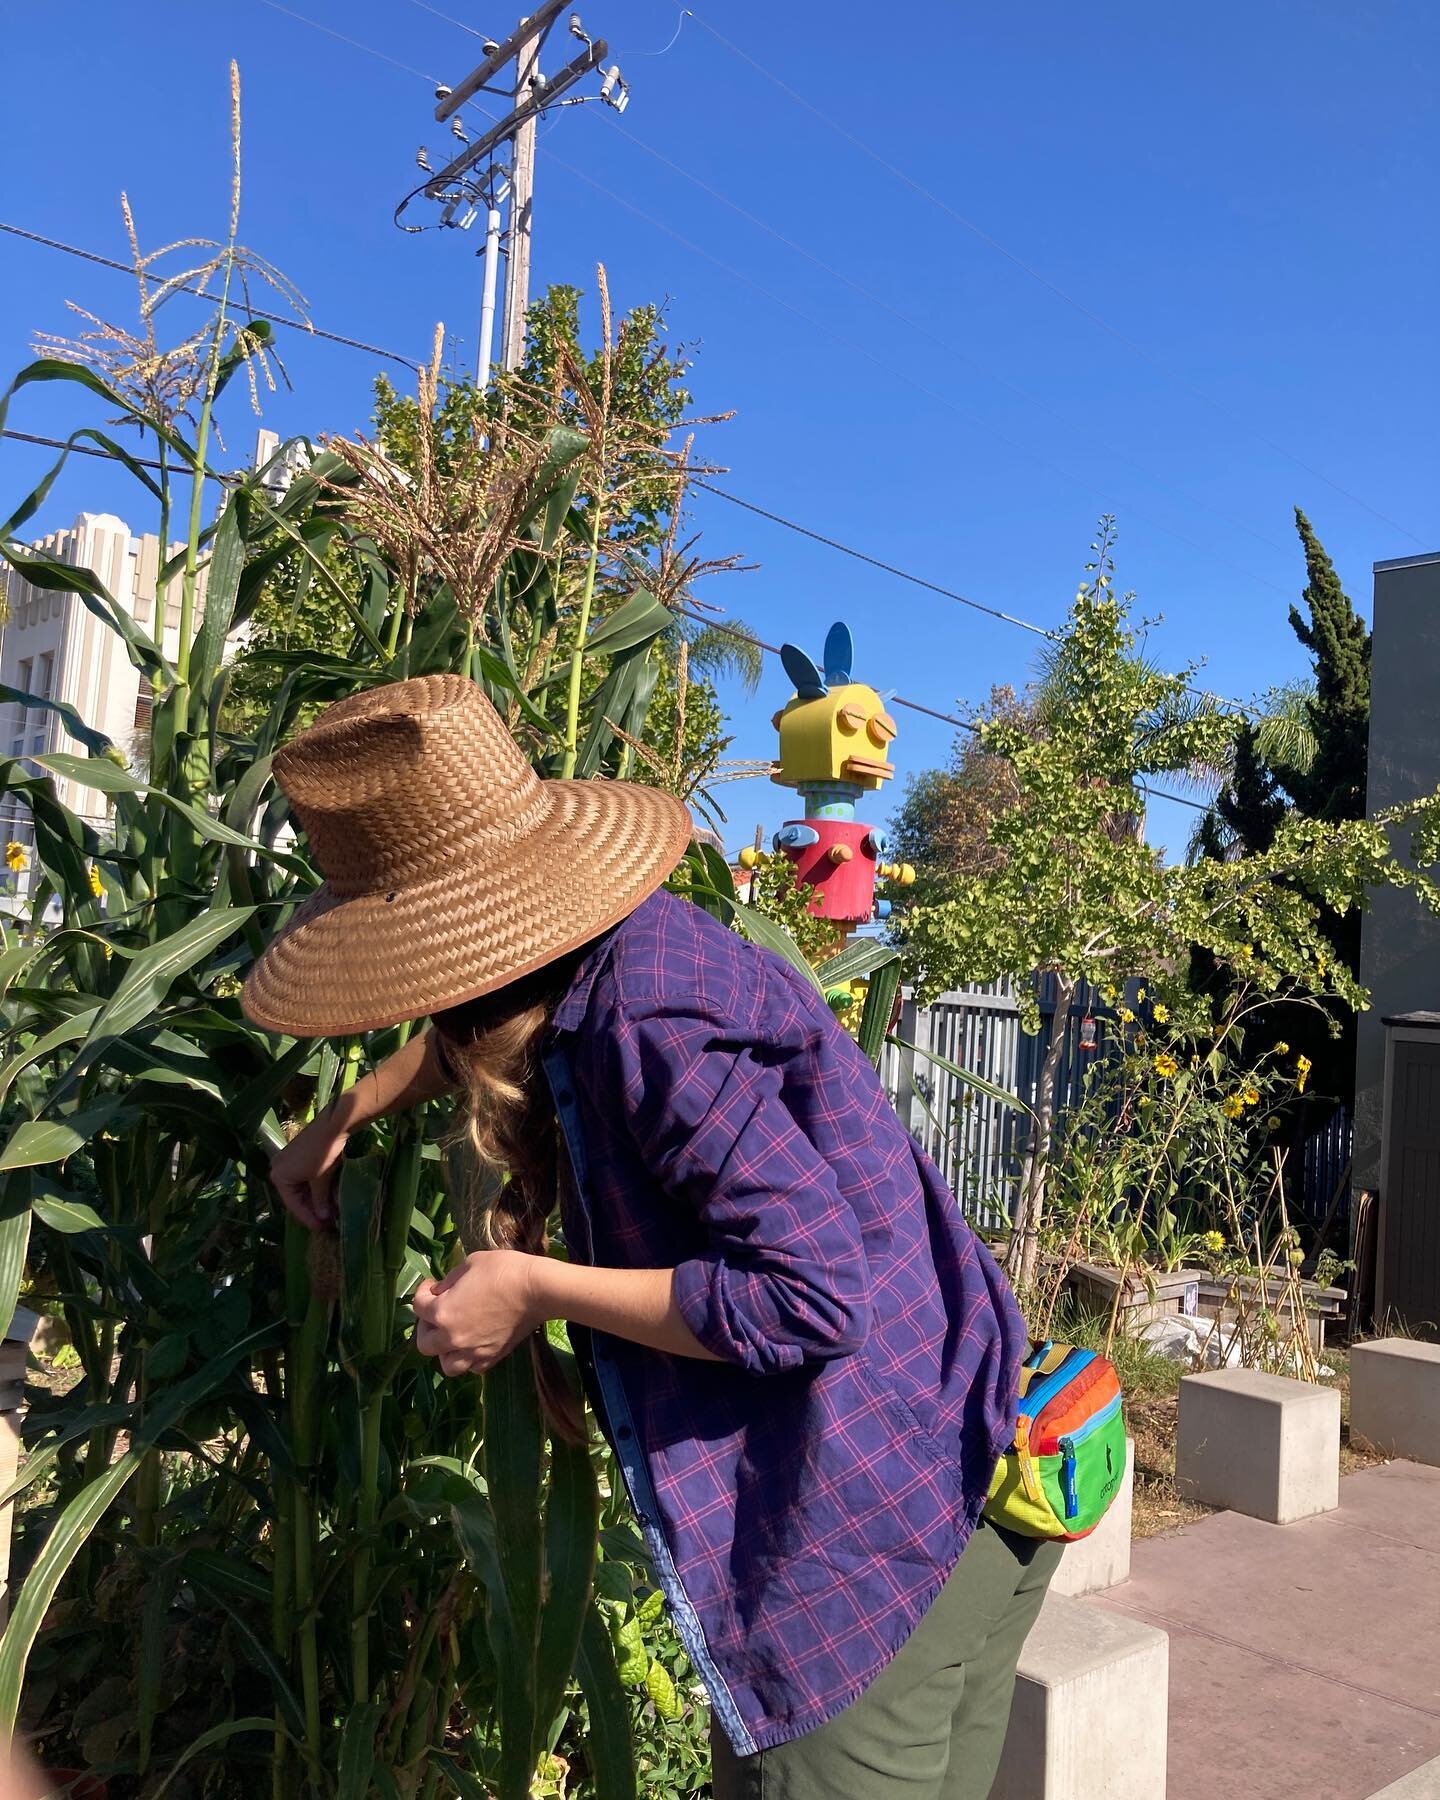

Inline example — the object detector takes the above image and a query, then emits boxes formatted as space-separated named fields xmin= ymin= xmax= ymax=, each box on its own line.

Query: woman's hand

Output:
xmin=269 ymin=1115 xmax=349 ymax=1231
xmin=412 ymin=1250 xmax=542 ymax=1377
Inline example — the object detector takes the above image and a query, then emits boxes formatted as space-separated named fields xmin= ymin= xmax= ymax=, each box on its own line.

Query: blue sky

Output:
xmin=2 ymin=0 xmax=1437 ymax=857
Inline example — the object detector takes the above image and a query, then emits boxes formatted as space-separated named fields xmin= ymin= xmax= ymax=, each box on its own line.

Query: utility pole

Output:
xmin=397 ymin=7 xmax=632 ymax=384
xmin=501 ymin=20 xmax=539 ymax=373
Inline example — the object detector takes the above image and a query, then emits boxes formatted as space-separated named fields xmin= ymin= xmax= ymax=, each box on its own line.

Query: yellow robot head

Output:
xmin=770 ymin=624 xmax=898 ymax=792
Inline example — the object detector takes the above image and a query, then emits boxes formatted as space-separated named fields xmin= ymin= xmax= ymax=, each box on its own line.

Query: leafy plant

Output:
xmin=903 ymin=520 xmax=1440 ymax=1293
xmin=0 ymin=71 xmax=744 ymax=1798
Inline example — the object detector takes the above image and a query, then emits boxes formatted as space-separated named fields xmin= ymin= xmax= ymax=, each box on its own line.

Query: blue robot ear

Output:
xmin=781 ymin=642 xmax=827 ymax=699
xmin=822 ymin=621 xmax=854 ymax=687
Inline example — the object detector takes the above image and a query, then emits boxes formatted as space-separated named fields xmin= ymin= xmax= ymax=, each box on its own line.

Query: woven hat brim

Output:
xmin=241 ymin=780 xmax=693 ymax=1037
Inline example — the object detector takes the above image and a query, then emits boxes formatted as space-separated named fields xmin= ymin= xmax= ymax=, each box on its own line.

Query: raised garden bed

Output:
xmin=1063 ymin=1262 xmax=1347 ymax=1351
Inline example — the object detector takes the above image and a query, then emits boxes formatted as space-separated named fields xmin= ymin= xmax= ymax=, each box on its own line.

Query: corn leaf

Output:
xmin=576 ymin=1602 xmax=637 ymax=1800
xmin=534 ymin=1427 xmax=599 ymax=1748
xmin=483 ymin=1350 xmax=544 ymax=1799
xmin=0 ymin=1449 xmax=142 ymax=1737
xmin=0 ymin=1201 xmax=30 ymax=1341
xmin=0 ymin=1097 xmax=127 ymax=1171
xmin=817 ymin=940 xmax=902 ymax=986
xmin=149 ymin=1718 xmax=272 ymax=1800
xmin=857 ymin=957 xmax=904 ymax=1070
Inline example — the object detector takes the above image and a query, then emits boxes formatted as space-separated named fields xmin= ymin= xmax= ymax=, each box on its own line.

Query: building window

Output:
xmin=37 ymin=651 xmax=54 ymax=699
xmin=134 ymin=680 xmax=154 ymax=733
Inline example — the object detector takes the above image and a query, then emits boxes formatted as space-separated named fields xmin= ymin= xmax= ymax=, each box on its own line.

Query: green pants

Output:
xmin=711 ymin=1519 xmax=1061 ymax=1800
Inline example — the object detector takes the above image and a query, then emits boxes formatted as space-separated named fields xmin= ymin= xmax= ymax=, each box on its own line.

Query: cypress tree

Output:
xmin=1276 ymin=509 xmax=1371 ymax=820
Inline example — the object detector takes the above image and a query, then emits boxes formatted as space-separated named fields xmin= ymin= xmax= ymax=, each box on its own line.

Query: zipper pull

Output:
xmin=1015 ymin=1416 xmax=1043 ymax=1503
xmin=1059 ymin=1437 xmax=1079 ymax=1519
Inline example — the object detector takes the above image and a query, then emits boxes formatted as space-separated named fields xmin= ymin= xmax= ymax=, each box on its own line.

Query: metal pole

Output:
xmin=501 ymin=16 xmax=538 ymax=372
xmin=477 ymin=200 xmax=502 ymax=388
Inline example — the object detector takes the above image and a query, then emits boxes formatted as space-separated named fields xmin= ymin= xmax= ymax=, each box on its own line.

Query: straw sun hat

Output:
xmin=241 ymin=674 xmax=694 ymax=1038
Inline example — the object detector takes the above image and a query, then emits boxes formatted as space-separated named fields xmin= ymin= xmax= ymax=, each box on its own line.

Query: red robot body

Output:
xmin=780 ymin=818 xmax=876 ymax=923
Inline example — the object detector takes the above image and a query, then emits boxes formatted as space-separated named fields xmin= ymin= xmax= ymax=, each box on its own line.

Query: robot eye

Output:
xmin=867 ymin=712 xmax=898 ymax=746
xmin=838 ymin=705 xmax=866 ymax=733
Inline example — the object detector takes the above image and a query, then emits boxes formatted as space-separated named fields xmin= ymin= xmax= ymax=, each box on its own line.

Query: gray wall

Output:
xmin=1355 ymin=551 xmax=1440 ymax=1190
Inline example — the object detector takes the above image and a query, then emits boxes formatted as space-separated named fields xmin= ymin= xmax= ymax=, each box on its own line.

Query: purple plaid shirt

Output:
xmin=542 ymin=891 xmax=1024 ymax=1754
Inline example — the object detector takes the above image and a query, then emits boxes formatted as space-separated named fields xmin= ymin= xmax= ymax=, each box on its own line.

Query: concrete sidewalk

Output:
xmin=1092 ymin=1461 xmax=1440 ymax=1799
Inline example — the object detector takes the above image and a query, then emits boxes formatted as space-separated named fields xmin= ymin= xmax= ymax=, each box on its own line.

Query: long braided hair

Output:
xmin=430 ymin=955 xmax=586 ymax=1441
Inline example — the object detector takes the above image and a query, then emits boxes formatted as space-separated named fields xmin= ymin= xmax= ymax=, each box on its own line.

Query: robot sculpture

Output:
xmin=741 ymin=621 xmax=914 ymax=927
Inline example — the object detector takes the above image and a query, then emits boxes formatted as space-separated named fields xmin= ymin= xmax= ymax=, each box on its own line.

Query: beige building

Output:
xmin=0 ymin=511 xmax=211 ymax=853
xmin=0 ymin=431 xmax=305 ymax=877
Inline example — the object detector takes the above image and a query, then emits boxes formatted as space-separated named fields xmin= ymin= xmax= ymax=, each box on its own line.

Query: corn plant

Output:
xmin=0 ymin=102 xmax=723 ymax=1793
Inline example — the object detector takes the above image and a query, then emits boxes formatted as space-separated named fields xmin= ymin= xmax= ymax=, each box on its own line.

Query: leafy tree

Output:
xmin=889 ymin=686 xmax=1034 ymax=901
xmin=903 ymin=521 xmax=1440 ymax=1291
xmin=1194 ymin=511 xmax=1372 ymax=1112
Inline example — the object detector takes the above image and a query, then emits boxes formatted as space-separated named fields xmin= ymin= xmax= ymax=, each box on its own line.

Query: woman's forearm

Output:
xmin=528 ymin=1259 xmax=722 ymax=1364
xmin=329 ymin=1030 xmax=456 ymax=1137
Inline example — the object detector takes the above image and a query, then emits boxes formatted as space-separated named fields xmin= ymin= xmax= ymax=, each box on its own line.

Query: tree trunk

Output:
xmin=1007 ymin=976 xmax=1076 ymax=1297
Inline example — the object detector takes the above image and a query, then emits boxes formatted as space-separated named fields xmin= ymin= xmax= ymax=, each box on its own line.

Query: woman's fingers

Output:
xmin=274 ymin=1177 xmax=323 ymax=1232
xmin=440 ymin=1350 xmax=478 ymax=1377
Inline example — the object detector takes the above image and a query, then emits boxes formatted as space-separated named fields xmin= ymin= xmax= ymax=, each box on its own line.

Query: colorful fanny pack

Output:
xmin=984 ymin=1340 xmax=1126 ymax=1541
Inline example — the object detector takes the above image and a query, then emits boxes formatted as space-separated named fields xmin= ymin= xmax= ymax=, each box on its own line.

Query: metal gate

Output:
xmin=882 ymin=977 xmax=1121 ymax=1231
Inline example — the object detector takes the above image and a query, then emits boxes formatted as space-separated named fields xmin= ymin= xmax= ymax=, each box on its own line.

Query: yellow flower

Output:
xmin=1154 ymin=1053 xmax=1179 ymax=1079
xmin=1221 ymin=1096 xmax=1245 ymax=1119
xmin=1136 ymin=987 xmax=1147 ymax=1002
xmin=1267 ymin=1115 xmax=1283 ymax=1131
xmin=4 ymin=841 xmax=27 ymax=874
xmin=1151 ymin=1002 xmax=1170 ymax=1024
xmin=1273 ymin=1041 xmax=1289 ymax=1055
xmin=1317 ymin=957 xmax=1327 ymax=977
xmin=1237 ymin=943 xmax=1253 ymax=959
xmin=1242 ymin=1086 xmax=1261 ymax=1108
xmin=88 ymin=864 xmax=104 ymax=898
xmin=1118 ymin=1006 xmax=1136 ymax=1025
xmin=1288 ymin=1248 xmax=1305 ymax=1270
xmin=1295 ymin=1053 xmax=1312 ymax=1095
xmin=1202 ymin=1230 xmax=1226 ymax=1253
xmin=1101 ymin=985 xmax=1117 ymax=1005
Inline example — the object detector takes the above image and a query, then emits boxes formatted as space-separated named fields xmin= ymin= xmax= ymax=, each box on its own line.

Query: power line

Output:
xmin=397 ymin=0 xmax=491 ymax=41
xmin=603 ymin=112 xmax=1303 ymax=571
xmin=1 ymin=428 xmax=236 ymax=482
xmin=678 ymin=607 xmax=1213 ymax=813
xmin=4 ymin=198 xmax=1255 ymax=717
xmin=691 ymin=480 xmax=1052 ymax=639
xmin=0 ymin=221 xmax=419 ymax=371
xmin=677 ymin=3 xmax=1431 ymax=551
xmin=393 ymin=3 xmax=1306 ymax=599
xmin=0 ymin=419 xmax=1214 ymax=818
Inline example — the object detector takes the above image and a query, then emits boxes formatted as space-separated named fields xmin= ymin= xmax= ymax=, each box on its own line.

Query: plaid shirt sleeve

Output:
xmin=603 ymin=1002 xmax=872 ymax=1374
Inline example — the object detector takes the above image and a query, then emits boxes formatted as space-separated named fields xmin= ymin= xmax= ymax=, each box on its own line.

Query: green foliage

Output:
xmin=0 ymin=194 xmax=746 ymax=1794
xmin=888 ymin=685 xmax=1032 ymax=904
xmin=1193 ymin=513 xmax=1374 ymax=1110
xmin=902 ymin=520 xmax=1440 ymax=1288
xmin=741 ymin=852 xmax=844 ymax=968
xmin=1278 ymin=509 xmax=1370 ymax=823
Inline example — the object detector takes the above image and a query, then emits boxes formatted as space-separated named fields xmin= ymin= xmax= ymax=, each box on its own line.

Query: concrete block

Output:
xmin=1049 ymin=1437 xmax=1133 ymax=1598
xmin=1367 ymin=1755 xmax=1440 ymax=1797
xmin=1175 ymin=1367 xmax=1339 ymax=1523
xmin=1350 ymin=1338 xmax=1440 ymax=1466
xmin=991 ymin=1592 xmax=1168 ymax=1800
